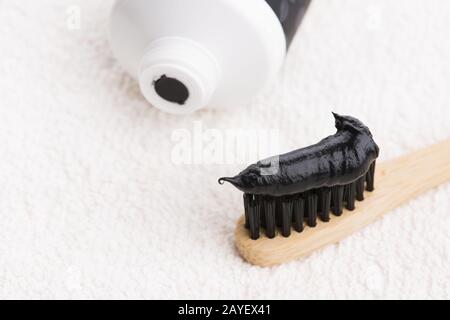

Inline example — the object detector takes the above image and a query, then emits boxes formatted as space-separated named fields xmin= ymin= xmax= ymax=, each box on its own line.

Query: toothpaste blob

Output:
xmin=109 ymin=0 xmax=311 ymax=114
xmin=219 ymin=113 xmax=380 ymax=197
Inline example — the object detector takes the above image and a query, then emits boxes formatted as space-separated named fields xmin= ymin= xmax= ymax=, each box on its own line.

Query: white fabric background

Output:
xmin=0 ymin=0 xmax=449 ymax=299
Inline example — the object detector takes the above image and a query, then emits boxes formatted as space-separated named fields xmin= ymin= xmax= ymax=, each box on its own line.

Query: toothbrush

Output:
xmin=221 ymin=114 xmax=450 ymax=266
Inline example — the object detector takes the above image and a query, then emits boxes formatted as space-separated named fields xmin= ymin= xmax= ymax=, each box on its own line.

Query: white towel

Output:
xmin=0 ymin=0 xmax=448 ymax=299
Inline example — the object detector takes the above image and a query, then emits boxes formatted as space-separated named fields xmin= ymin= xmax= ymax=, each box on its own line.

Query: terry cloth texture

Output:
xmin=0 ymin=0 xmax=449 ymax=299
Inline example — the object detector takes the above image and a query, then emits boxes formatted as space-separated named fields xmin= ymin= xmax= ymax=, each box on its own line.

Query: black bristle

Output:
xmin=275 ymin=198 xmax=283 ymax=228
xmin=319 ymin=188 xmax=331 ymax=222
xmin=248 ymin=201 xmax=260 ymax=240
xmin=366 ymin=161 xmax=376 ymax=192
xmin=281 ymin=198 xmax=293 ymax=237
xmin=345 ymin=182 xmax=356 ymax=211
xmin=244 ymin=194 xmax=250 ymax=229
xmin=331 ymin=185 xmax=344 ymax=216
xmin=356 ymin=176 xmax=365 ymax=201
xmin=243 ymin=163 xmax=376 ymax=240
xmin=263 ymin=198 xmax=276 ymax=239
xmin=306 ymin=192 xmax=318 ymax=227
xmin=293 ymin=196 xmax=305 ymax=233
xmin=258 ymin=196 xmax=266 ymax=229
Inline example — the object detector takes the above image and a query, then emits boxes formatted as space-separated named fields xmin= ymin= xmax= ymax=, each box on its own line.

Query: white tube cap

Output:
xmin=110 ymin=0 xmax=286 ymax=114
xmin=139 ymin=38 xmax=220 ymax=115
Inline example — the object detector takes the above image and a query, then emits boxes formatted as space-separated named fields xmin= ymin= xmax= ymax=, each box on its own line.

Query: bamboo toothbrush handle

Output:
xmin=377 ymin=138 xmax=450 ymax=210
xmin=235 ymin=139 xmax=450 ymax=267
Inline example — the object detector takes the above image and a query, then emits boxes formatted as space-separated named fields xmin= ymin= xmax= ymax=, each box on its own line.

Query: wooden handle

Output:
xmin=235 ymin=139 xmax=450 ymax=267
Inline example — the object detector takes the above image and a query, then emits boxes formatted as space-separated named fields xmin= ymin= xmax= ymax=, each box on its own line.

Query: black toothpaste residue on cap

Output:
xmin=154 ymin=75 xmax=190 ymax=105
